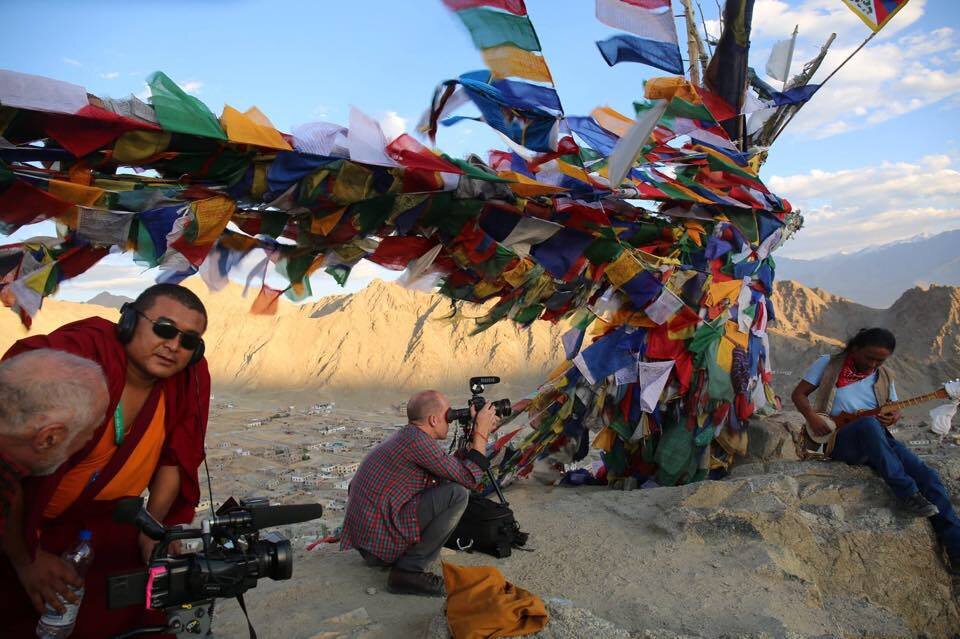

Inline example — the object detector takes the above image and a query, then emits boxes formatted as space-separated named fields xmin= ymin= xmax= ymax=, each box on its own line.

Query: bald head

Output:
xmin=407 ymin=391 xmax=447 ymax=423
xmin=0 ymin=349 xmax=109 ymax=474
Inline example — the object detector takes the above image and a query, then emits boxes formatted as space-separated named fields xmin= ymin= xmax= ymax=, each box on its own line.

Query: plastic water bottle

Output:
xmin=36 ymin=529 xmax=94 ymax=639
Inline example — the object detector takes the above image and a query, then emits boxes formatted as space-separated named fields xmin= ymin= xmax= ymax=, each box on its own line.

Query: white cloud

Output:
xmin=378 ymin=111 xmax=407 ymax=142
xmin=100 ymin=71 xmax=120 ymax=80
xmin=770 ymin=154 xmax=960 ymax=257
xmin=750 ymin=0 xmax=960 ymax=139
xmin=178 ymin=80 xmax=203 ymax=95
xmin=61 ymin=57 xmax=82 ymax=67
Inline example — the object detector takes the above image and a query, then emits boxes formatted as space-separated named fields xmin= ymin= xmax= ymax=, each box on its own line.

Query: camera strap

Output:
xmin=235 ymin=593 xmax=258 ymax=639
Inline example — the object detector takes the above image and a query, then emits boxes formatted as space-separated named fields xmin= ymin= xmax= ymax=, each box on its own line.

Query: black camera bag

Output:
xmin=444 ymin=492 xmax=529 ymax=558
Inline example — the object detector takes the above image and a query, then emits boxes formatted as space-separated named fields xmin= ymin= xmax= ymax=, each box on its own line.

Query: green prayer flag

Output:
xmin=512 ymin=303 xmax=544 ymax=325
xmin=420 ymin=197 xmax=482 ymax=237
xmin=584 ymin=238 xmax=623 ymax=265
xmin=260 ymin=211 xmax=288 ymax=239
xmin=441 ymin=156 xmax=511 ymax=182
xmin=655 ymin=418 xmax=696 ymax=486
xmin=665 ymin=96 xmax=714 ymax=123
xmin=325 ymin=263 xmax=351 ymax=286
xmin=147 ymin=72 xmax=227 ymax=140
xmin=133 ymin=222 xmax=158 ymax=267
xmin=0 ymin=160 xmax=14 ymax=189
xmin=456 ymin=7 xmax=541 ymax=52
xmin=725 ymin=209 xmax=759 ymax=244
xmin=351 ymin=195 xmax=395 ymax=234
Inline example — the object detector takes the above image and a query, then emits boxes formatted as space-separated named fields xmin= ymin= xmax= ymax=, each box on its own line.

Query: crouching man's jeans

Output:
xmin=394 ymin=482 xmax=469 ymax=572
xmin=358 ymin=482 xmax=469 ymax=572
xmin=831 ymin=416 xmax=960 ymax=562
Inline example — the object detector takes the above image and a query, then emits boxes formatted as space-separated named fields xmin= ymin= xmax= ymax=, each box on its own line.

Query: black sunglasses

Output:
xmin=136 ymin=310 xmax=203 ymax=351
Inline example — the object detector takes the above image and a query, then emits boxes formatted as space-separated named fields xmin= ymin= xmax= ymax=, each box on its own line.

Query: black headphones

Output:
xmin=117 ymin=302 xmax=205 ymax=366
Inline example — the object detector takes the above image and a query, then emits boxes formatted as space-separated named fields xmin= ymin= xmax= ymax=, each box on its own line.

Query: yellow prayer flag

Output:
xmin=500 ymin=170 xmax=568 ymax=197
xmin=724 ymin=320 xmax=749 ymax=349
xmin=473 ymin=280 xmax=502 ymax=298
xmin=684 ymin=220 xmax=706 ymax=247
xmin=221 ymin=105 xmax=292 ymax=151
xmin=112 ymin=130 xmax=172 ymax=163
xmin=705 ymin=279 xmax=742 ymax=307
xmin=590 ymin=106 xmax=634 ymax=138
xmin=23 ymin=264 xmax=54 ymax=295
xmin=644 ymin=77 xmax=700 ymax=103
xmin=332 ymin=161 xmax=374 ymax=204
xmin=192 ymin=196 xmax=235 ymax=244
xmin=555 ymin=160 xmax=595 ymax=185
xmin=311 ymin=208 xmax=345 ymax=236
xmin=502 ymin=257 xmax=535 ymax=288
xmin=592 ymin=427 xmax=617 ymax=452
xmin=716 ymin=337 xmax=734 ymax=371
xmin=482 ymin=45 xmax=554 ymax=83
xmin=609 ymin=308 xmax=658 ymax=328
xmin=545 ymin=361 xmax=571 ymax=382
xmin=47 ymin=180 xmax=104 ymax=207
xmin=634 ymin=248 xmax=681 ymax=269
xmin=604 ymin=250 xmax=642 ymax=287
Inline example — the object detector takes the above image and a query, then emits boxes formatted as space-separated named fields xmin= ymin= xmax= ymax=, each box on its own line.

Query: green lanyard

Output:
xmin=114 ymin=403 xmax=124 ymax=446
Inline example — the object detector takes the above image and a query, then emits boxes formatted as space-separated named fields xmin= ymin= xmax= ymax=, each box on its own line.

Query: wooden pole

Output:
xmin=679 ymin=0 xmax=703 ymax=86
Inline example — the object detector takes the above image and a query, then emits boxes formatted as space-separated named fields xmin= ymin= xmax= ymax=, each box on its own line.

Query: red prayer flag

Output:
xmin=43 ymin=104 xmax=159 ymax=157
xmin=386 ymin=134 xmax=463 ymax=174
xmin=441 ymin=0 xmax=527 ymax=15
xmin=250 ymin=284 xmax=284 ymax=315
xmin=368 ymin=236 xmax=439 ymax=270
xmin=0 ymin=180 xmax=75 ymax=231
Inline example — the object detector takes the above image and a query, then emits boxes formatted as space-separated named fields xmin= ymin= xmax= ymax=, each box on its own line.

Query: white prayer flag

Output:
xmin=0 ymin=69 xmax=88 ymax=115
xmin=595 ymin=0 xmax=678 ymax=44
xmin=766 ymin=39 xmax=794 ymax=82
xmin=607 ymin=99 xmax=667 ymax=189
xmin=347 ymin=106 xmax=398 ymax=167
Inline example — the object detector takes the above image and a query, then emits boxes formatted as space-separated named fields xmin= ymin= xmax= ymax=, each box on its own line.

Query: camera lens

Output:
xmin=492 ymin=399 xmax=512 ymax=418
xmin=254 ymin=531 xmax=293 ymax=581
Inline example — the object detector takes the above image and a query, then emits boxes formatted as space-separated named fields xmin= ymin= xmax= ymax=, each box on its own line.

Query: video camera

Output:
xmin=107 ymin=496 xmax=322 ymax=638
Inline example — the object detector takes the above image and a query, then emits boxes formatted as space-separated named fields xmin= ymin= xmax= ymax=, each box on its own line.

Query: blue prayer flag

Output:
xmin=596 ymin=34 xmax=684 ymax=75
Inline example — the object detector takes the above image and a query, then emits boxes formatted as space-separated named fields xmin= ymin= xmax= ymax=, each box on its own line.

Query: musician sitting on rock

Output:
xmin=791 ymin=327 xmax=960 ymax=573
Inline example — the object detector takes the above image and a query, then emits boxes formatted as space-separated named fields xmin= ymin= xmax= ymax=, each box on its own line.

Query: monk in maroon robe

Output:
xmin=0 ymin=283 xmax=210 ymax=638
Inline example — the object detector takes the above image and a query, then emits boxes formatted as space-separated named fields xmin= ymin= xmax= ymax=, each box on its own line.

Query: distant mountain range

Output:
xmin=85 ymin=291 xmax=133 ymax=309
xmin=777 ymin=229 xmax=960 ymax=308
xmin=5 ymin=279 xmax=958 ymax=406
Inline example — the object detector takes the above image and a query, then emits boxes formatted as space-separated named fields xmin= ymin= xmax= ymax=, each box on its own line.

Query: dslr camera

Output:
xmin=107 ymin=496 xmax=322 ymax=638
xmin=446 ymin=376 xmax=512 ymax=444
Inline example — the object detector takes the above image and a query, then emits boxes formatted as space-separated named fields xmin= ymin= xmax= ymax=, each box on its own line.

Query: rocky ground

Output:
xmin=214 ymin=412 xmax=960 ymax=639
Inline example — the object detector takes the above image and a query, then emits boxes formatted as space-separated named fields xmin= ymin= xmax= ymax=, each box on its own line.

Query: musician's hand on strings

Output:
xmin=808 ymin=415 xmax=833 ymax=437
xmin=878 ymin=408 xmax=901 ymax=427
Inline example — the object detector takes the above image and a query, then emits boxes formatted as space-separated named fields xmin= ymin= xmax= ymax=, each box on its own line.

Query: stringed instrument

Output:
xmin=806 ymin=379 xmax=960 ymax=445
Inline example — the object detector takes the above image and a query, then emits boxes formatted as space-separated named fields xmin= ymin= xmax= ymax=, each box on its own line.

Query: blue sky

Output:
xmin=2 ymin=0 xmax=959 ymax=301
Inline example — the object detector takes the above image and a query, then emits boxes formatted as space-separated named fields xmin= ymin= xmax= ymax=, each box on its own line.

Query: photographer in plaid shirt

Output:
xmin=340 ymin=390 xmax=498 ymax=596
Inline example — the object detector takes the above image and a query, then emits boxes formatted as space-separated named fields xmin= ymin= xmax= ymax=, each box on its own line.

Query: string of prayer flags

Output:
xmin=0 ymin=59 xmax=804 ymax=492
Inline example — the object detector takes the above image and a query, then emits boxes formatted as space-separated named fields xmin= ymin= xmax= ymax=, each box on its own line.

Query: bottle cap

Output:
xmin=79 ymin=529 xmax=93 ymax=541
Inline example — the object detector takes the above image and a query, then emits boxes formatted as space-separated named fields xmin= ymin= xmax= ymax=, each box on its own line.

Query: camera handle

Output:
xmin=110 ymin=596 xmax=253 ymax=639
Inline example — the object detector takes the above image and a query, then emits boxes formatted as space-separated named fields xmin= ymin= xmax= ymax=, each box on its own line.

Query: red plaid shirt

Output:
xmin=340 ymin=425 xmax=486 ymax=563
xmin=0 ymin=451 xmax=26 ymax=542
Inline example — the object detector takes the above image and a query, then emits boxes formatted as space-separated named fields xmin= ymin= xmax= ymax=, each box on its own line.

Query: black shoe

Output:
xmin=386 ymin=568 xmax=445 ymax=597
xmin=899 ymin=492 xmax=939 ymax=518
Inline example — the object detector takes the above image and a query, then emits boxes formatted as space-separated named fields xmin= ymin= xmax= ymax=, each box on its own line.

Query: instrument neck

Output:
xmin=883 ymin=388 xmax=948 ymax=412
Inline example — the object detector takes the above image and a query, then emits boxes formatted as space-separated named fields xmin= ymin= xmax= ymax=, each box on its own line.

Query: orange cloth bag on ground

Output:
xmin=443 ymin=562 xmax=549 ymax=639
